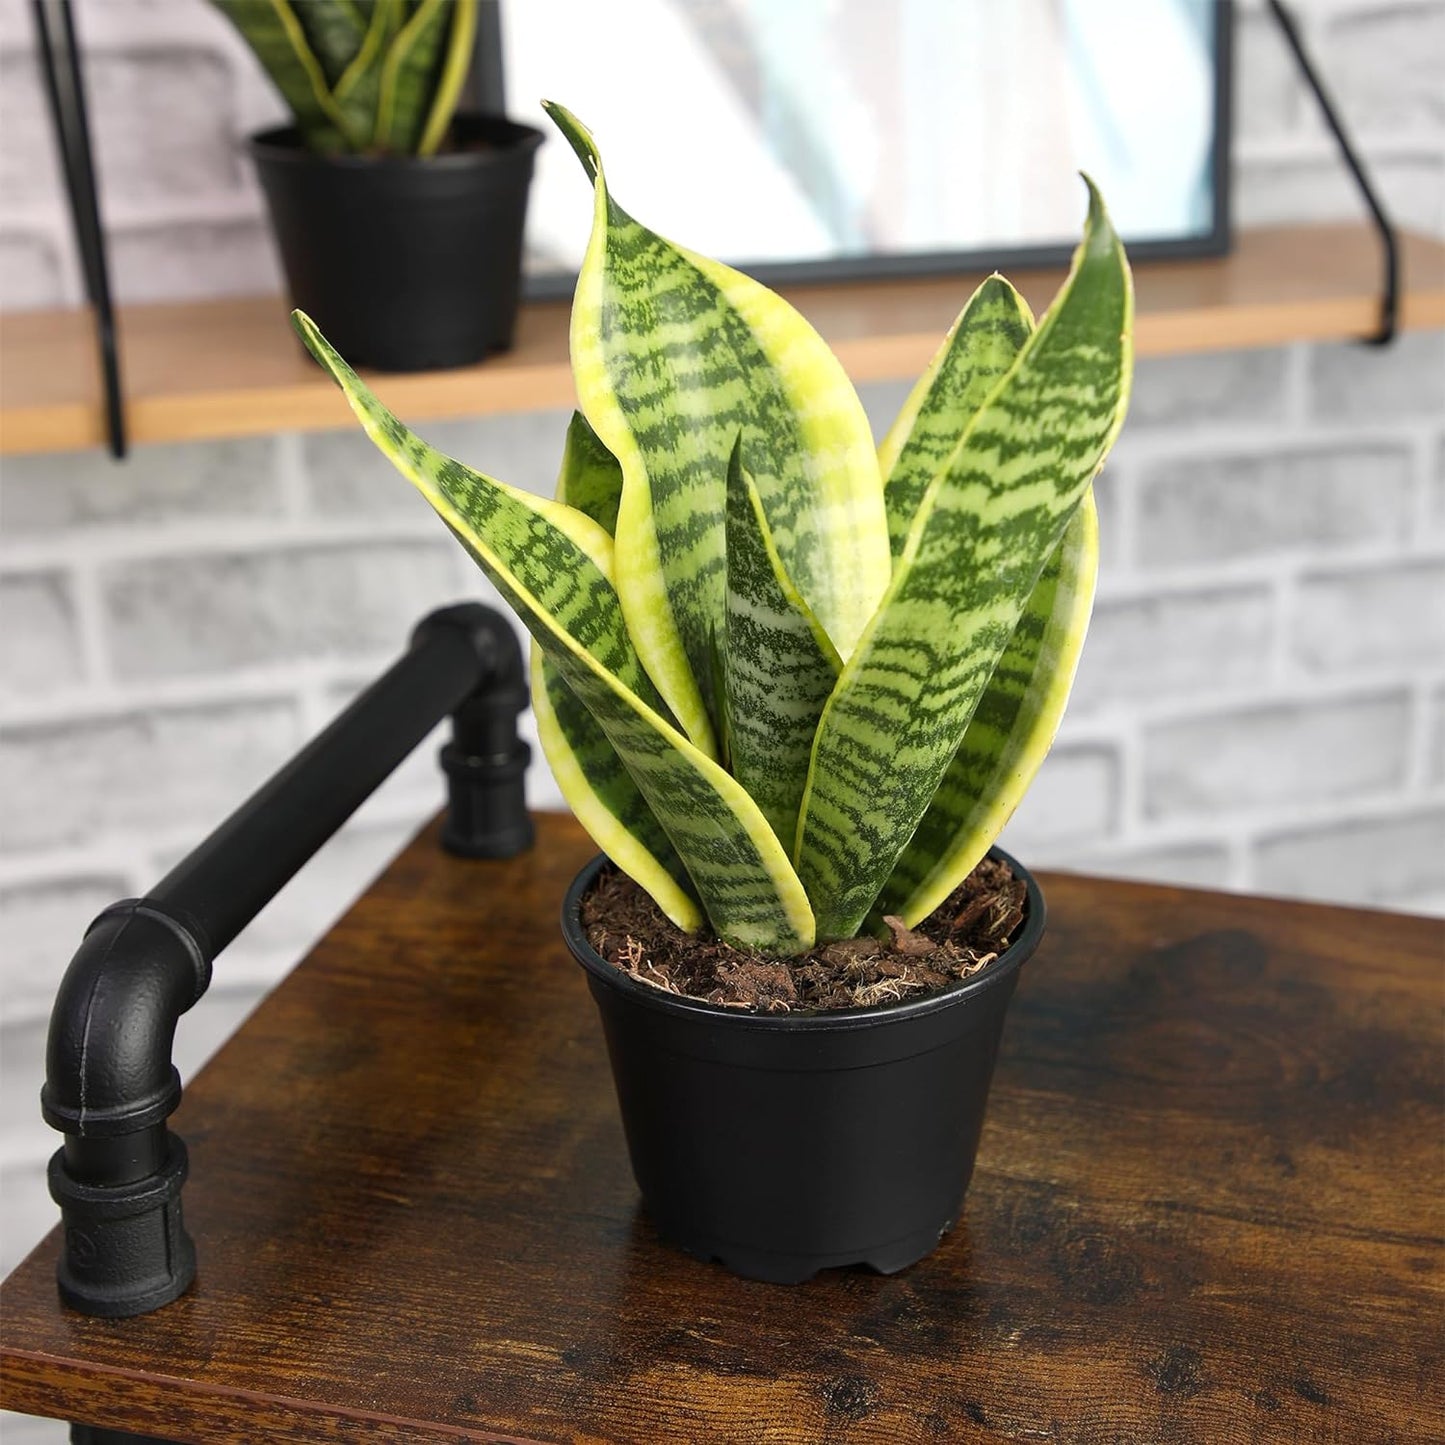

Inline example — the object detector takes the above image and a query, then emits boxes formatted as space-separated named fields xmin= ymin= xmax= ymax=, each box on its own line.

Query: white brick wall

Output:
xmin=2 ymin=5 xmax=1444 ymax=1438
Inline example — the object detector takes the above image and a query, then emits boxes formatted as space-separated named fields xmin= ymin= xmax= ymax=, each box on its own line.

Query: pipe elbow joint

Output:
xmin=43 ymin=900 xmax=209 ymax=1139
xmin=42 ymin=900 xmax=208 ymax=1317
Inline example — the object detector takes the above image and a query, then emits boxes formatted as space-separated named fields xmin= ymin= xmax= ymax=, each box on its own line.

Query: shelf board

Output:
xmin=2 ymin=224 xmax=1443 ymax=457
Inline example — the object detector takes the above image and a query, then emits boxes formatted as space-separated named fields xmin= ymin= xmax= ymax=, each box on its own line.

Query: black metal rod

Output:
xmin=149 ymin=606 xmax=517 ymax=956
xmin=1265 ymin=0 xmax=1399 ymax=346
xmin=43 ymin=604 xmax=532 ymax=1318
xmin=30 ymin=0 xmax=127 ymax=454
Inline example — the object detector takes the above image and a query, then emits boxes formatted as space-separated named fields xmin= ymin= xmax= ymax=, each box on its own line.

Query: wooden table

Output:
xmin=2 ymin=812 xmax=1441 ymax=1443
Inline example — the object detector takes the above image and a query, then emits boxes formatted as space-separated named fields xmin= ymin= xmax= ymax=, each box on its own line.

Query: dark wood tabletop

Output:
xmin=2 ymin=812 xmax=1441 ymax=1444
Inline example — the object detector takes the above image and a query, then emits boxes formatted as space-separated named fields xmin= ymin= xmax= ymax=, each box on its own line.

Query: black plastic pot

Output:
xmin=561 ymin=849 xmax=1045 ymax=1284
xmin=249 ymin=115 xmax=544 ymax=372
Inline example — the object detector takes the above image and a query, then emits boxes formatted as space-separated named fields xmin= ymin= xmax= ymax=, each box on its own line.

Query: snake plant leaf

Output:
xmin=375 ymin=0 xmax=473 ymax=155
xmin=796 ymin=178 xmax=1133 ymax=939
xmin=542 ymin=101 xmax=889 ymax=760
xmin=556 ymin=411 xmax=624 ymax=536
xmin=724 ymin=440 xmax=842 ymax=853
xmin=292 ymin=0 xmax=365 ymax=86
xmin=295 ymin=312 xmax=813 ymax=954
xmin=875 ymin=490 xmax=1099 ymax=926
xmin=332 ymin=0 xmax=403 ymax=140
xmin=415 ymin=0 xmax=475 ymax=156
xmin=210 ymin=0 xmax=358 ymax=151
xmin=532 ymin=647 xmax=702 ymax=933
xmin=533 ymin=412 xmax=702 ymax=931
xmin=878 ymin=276 xmax=1036 ymax=559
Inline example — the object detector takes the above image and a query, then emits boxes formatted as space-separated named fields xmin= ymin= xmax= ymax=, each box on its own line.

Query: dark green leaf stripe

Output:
xmin=879 ymin=276 xmax=1034 ymax=559
xmin=795 ymin=179 xmax=1133 ymax=939
xmin=544 ymin=102 xmax=888 ymax=758
xmin=874 ymin=491 xmax=1098 ymax=925
xmin=724 ymin=441 xmax=842 ymax=853
xmin=533 ymin=409 xmax=701 ymax=930
xmin=295 ymin=311 xmax=813 ymax=954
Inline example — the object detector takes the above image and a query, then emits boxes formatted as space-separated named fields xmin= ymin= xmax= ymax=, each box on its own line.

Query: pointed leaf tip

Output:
xmin=1078 ymin=172 xmax=1117 ymax=254
xmin=542 ymin=100 xmax=600 ymax=183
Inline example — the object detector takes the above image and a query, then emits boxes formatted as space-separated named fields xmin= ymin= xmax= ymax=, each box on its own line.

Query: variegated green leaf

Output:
xmin=879 ymin=276 xmax=1035 ymax=558
xmin=294 ymin=312 xmax=814 ymax=954
xmin=543 ymin=102 xmax=889 ymax=759
xmin=533 ymin=410 xmax=701 ymax=931
xmin=875 ymin=490 xmax=1099 ymax=926
xmin=374 ymin=0 xmax=469 ymax=154
xmin=556 ymin=411 xmax=623 ymax=536
xmin=210 ymin=0 xmax=358 ymax=151
xmin=415 ymin=0 xmax=475 ymax=156
xmin=332 ymin=0 xmax=403 ymax=141
xmin=292 ymin=0 xmax=365 ymax=86
xmin=724 ymin=440 xmax=842 ymax=853
xmin=532 ymin=646 xmax=702 ymax=933
xmin=796 ymin=179 xmax=1133 ymax=939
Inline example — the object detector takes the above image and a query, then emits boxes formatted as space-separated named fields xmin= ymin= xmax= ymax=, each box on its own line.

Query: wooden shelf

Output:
xmin=2 ymin=224 xmax=1443 ymax=457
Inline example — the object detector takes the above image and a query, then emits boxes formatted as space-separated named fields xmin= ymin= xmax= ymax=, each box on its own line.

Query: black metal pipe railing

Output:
xmin=42 ymin=603 xmax=533 ymax=1320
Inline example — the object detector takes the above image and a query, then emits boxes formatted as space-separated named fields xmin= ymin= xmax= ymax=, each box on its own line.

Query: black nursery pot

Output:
xmin=250 ymin=115 xmax=544 ymax=372
xmin=561 ymin=849 xmax=1046 ymax=1284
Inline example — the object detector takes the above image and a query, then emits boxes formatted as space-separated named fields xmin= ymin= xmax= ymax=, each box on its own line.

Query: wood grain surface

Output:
xmin=3 ymin=224 xmax=1444 ymax=455
xmin=2 ymin=811 xmax=1441 ymax=1444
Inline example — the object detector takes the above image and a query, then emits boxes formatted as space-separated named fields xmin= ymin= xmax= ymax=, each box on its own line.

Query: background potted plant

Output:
xmin=213 ymin=0 xmax=543 ymax=371
xmin=293 ymin=101 xmax=1132 ymax=1282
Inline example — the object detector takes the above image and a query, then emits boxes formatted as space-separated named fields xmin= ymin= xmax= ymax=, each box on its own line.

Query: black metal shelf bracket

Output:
xmin=42 ymin=602 xmax=533 ymax=1323
xmin=1264 ymin=0 xmax=1400 ymax=346
xmin=30 ymin=0 xmax=127 ymax=456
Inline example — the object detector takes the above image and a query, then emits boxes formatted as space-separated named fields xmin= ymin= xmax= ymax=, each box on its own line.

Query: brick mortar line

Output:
xmin=1101 ymin=545 xmax=1445 ymax=594
xmin=1111 ymin=785 xmax=1445 ymax=865
xmin=0 ymin=629 xmax=536 ymax=724
xmin=64 ymin=556 xmax=112 ymax=692
xmin=1409 ymin=429 xmax=1441 ymax=538
xmin=3 ymin=533 xmax=1435 ymax=613
xmin=1282 ymin=343 xmax=1310 ymax=425
xmin=1266 ymin=572 xmax=1295 ymax=692
xmin=25 ymin=653 xmax=1432 ymax=743
xmin=1066 ymin=669 xmax=1445 ymax=730
xmin=1114 ymin=417 xmax=1442 ymax=467
xmin=1097 ymin=543 xmax=1445 ymax=599
xmin=1402 ymin=678 xmax=1439 ymax=792
xmin=0 ymin=514 xmax=453 ymax=571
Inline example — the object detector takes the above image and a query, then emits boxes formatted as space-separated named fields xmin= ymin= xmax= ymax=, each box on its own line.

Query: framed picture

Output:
xmin=494 ymin=0 xmax=1232 ymax=298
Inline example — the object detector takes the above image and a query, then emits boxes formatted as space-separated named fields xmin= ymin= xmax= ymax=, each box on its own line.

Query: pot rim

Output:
xmin=247 ymin=114 xmax=545 ymax=170
xmin=561 ymin=845 xmax=1046 ymax=1034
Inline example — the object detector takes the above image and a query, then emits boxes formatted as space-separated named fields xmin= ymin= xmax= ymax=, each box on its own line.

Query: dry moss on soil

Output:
xmin=582 ymin=858 xmax=1027 ymax=1012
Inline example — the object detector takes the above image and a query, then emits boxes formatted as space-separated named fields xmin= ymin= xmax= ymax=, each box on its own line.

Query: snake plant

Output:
xmin=294 ymin=102 xmax=1133 ymax=956
xmin=211 ymin=0 xmax=477 ymax=155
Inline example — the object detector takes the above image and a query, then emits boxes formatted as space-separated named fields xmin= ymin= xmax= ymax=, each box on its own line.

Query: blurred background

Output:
xmin=0 ymin=5 xmax=1441 ymax=1434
